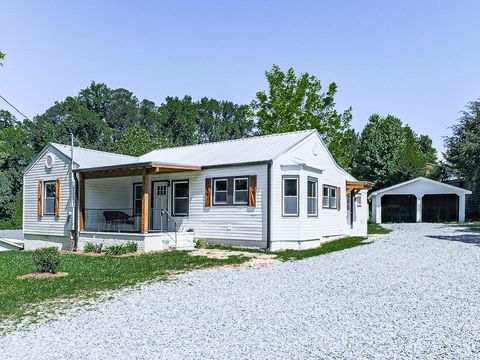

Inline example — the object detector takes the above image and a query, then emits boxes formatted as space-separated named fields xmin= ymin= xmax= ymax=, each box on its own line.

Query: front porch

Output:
xmin=75 ymin=161 xmax=201 ymax=250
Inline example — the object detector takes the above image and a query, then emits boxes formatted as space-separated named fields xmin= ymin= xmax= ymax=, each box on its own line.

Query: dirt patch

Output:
xmin=17 ymin=272 xmax=69 ymax=280
xmin=189 ymin=249 xmax=280 ymax=267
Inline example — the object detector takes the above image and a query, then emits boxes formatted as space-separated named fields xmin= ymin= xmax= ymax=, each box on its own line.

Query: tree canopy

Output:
xmin=251 ymin=65 xmax=356 ymax=170
xmin=443 ymin=100 xmax=480 ymax=180
xmin=352 ymin=114 xmax=437 ymax=189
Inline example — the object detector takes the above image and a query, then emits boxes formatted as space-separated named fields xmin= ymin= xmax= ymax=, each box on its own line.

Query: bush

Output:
xmin=84 ymin=242 xmax=103 ymax=253
xmin=32 ymin=247 xmax=61 ymax=273
xmin=194 ymin=239 xmax=208 ymax=249
xmin=105 ymin=242 xmax=138 ymax=256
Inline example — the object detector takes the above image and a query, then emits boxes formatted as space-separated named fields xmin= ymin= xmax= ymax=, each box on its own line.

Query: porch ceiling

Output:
xmin=75 ymin=161 xmax=202 ymax=179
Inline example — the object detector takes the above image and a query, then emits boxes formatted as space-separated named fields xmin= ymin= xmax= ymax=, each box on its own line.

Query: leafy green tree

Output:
xmin=109 ymin=125 xmax=172 ymax=156
xmin=0 ymin=51 xmax=5 ymax=66
xmin=353 ymin=114 xmax=437 ymax=189
xmin=158 ymin=96 xmax=199 ymax=146
xmin=196 ymin=97 xmax=254 ymax=143
xmin=443 ymin=100 xmax=480 ymax=180
xmin=251 ymin=65 xmax=354 ymax=169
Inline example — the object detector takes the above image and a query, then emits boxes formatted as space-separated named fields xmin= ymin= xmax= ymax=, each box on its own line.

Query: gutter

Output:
xmin=73 ymin=172 xmax=79 ymax=250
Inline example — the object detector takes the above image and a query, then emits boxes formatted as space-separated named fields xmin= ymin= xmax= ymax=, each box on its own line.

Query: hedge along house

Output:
xmin=23 ymin=130 xmax=372 ymax=252
xmin=369 ymin=177 xmax=472 ymax=224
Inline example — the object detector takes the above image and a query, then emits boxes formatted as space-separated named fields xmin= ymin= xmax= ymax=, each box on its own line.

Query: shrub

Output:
xmin=105 ymin=242 xmax=138 ymax=256
xmin=32 ymin=247 xmax=61 ymax=273
xmin=195 ymin=239 xmax=208 ymax=249
xmin=84 ymin=242 xmax=103 ymax=253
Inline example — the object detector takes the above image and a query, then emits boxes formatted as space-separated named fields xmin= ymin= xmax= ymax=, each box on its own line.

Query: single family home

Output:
xmin=23 ymin=129 xmax=372 ymax=251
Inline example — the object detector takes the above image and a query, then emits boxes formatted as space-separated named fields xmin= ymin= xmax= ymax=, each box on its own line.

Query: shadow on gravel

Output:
xmin=427 ymin=234 xmax=480 ymax=245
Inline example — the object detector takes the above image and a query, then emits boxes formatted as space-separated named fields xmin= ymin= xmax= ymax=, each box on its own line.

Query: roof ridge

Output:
xmin=51 ymin=143 xmax=138 ymax=159
xmin=145 ymin=129 xmax=315 ymax=154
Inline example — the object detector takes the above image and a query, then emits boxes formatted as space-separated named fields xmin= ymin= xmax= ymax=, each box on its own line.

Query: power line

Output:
xmin=0 ymin=94 xmax=31 ymax=120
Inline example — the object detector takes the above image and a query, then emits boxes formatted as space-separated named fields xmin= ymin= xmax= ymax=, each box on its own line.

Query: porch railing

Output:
xmin=83 ymin=208 xmax=178 ymax=239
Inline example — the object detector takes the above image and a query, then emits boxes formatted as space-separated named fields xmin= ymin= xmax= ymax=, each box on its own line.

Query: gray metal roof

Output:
xmin=51 ymin=143 xmax=138 ymax=169
xmin=50 ymin=130 xmax=321 ymax=170
xmin=139 ymin=130 xmax=315 ymax=167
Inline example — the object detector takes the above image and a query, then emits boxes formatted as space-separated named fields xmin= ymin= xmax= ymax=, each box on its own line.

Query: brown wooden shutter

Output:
xmin=337 ymin=186 xmax=341 ymax=211
xmin=37 ymin=180 xmax=43 ymax=217
xmin=248 ymin=175 xmax=257 ymax=207
xmin=205 ymin=178 xmax=212 ymax=208
xmin=55 ymin=178 xmax=61 ymax=217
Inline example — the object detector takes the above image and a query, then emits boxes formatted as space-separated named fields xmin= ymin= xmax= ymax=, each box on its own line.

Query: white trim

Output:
xmin=172 ymin=180 xmax=189 ymax=217
xmin=282 ymin=176 xmax=299 ymax=217
xmin=43 ymin=180 xmax=56 ymax=215
xmin=307 ymin=178 xmax=318 ymax=216
xmin=369 ymin=177 xmax=472 ymax=198
xmin=233 ymin=177 xmax=248 ymax=205
xmin=213 ymin=178 xmax=228 ymax=205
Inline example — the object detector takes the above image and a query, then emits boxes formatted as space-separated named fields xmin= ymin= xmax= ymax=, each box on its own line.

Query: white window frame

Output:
xmin=233 ymin=177 xmax=248 ymax=205
xmin=133 ymin=183 xmax=143 ymax=215
xmin=356 ymin=193 xmax=362 ymax=207
xmin=172 ymin=180 xmax=189 ymax=216
xmin=213 ymin=178 xmax=228 ymax=205
xmin=282 ymin=176 xmax=299 ymax=217
xmin=322 ymin=185 xmax=337 ymax=209
xmin=307 ymin=178 xmax=318 ymax=216
xmin=44 ymin=180 xmax=56 ymax=215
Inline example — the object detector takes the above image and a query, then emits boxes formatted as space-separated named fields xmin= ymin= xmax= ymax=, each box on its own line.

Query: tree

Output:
xmin=0 ymin=51 xmax=5 ymax=66
xmin=443 ymin=100 xmax=480 ymax=180
xmin=158 ymin=96 xmax=199 ymax=146
xmin=251 ymin=65 xmax=355 ymax=169
xmin=196 ymin=98 xmax=254 ymax=143
xmin=353 ymin=114 xmax=436 ymax=189
xmin=109 ymin=125 xmax=171 ymax=156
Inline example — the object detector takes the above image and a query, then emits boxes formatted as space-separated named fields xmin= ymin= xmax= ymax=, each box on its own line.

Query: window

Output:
xmin=214 ymin=179 xmax=228 ymax=205
xmin=283 ymin=176 xmax=299 ymax=216
xmin=322 ymin=185 xmax=337 ymax=209
xmin=133 ymin=183 xmax=143 ymax=215
xmin=356 ymin=193 xmax=362 ymax=207
xmin=157 ymin=185 xmax=167 ymax=196
xmin=172 ymin=181 xmax=189 ymax=216
xmin=307 ymin=178 xmax=318 ymax=216
xmin=44 ymin=181 xmax=56 ymax=215
xmin=233 ymin=178 xmax=248 ymax=204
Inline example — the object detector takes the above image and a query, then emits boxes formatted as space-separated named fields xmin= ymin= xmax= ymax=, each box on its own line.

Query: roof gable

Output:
xmin=370 ymin=177 xmax=472 ymax=197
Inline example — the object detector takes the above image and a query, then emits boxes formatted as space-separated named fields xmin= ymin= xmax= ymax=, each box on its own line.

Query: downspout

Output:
xmin=266 ymin=161 xmax=272 ymax=251
xmin=73 ymin=172 xmax=79 ymax=250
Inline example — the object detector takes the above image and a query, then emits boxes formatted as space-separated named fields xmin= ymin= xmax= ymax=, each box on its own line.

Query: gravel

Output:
xmin=1 ymin=223 xmax=480 ymax=359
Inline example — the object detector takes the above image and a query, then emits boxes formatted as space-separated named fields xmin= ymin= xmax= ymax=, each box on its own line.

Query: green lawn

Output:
xmin=368 ymin=223 xmax=392 ymax=235
xmin=0 ymin=250 xmax=248 ymax=324
xmin=275 ymin=236 xmax=371 ymax=261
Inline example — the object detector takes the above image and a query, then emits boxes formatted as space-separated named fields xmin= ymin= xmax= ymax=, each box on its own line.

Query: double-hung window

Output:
xmin=322 ymin=185 xmax=337 ymax=209
xmin=133 ymin=183 xmax=143 ymax=215
xmin=307 ymin=178 xmax=318 ymax=216
xmin=356 ymin=193 xmax=362 ymax=207
xmin=214 ymin=179 xmax=228 ymax=205
xmin=233 ymin=178 xmax=248 ymax=204
xmin=283 ymin=176 xmax=299 ymax=216
xmin=172 ymin=181 xmax=189 ymax=216
xmin=44 ymin=181 xmax=56 ymax=215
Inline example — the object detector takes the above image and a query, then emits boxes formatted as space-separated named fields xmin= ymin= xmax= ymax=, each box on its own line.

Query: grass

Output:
xmin=199 ymin=243 xmax=266 ymax=253
xmin=274 ymin=236 xmax=371 ymax=261
xmin=0 ymin=250 xmax=248 ymax=324
xmin=368 ymin=223 xmax=392 ymax=235
xmin=444 ymin=220 xmax=480 ymax=233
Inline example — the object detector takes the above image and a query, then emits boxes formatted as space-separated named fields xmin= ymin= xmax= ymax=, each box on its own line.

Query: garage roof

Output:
xmin=369 ymin=177 xmax=472 ymax=198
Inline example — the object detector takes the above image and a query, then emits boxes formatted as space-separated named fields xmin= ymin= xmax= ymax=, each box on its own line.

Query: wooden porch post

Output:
xmin=79 ymin=174 xmax=85 ymax=231
xmin=141 ymin=168 xmax=149 ymax=234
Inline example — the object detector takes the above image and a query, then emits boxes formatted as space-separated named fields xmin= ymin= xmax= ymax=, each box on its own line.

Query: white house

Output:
xmin=370 ymin=177 xmax=472 ymax=223
xmin=23 ymin=129 xmax=372 ymax=252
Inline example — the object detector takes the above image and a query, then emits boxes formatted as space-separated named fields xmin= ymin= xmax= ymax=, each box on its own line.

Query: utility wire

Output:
xmin=0 ymin=94 xmax=31 ymax=120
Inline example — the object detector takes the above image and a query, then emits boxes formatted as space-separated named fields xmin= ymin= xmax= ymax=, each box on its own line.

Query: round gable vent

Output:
xmin=312 ymin=143 xmax=321 ymax=156
xmin=45 ymin=153 xmax=55 ymax=169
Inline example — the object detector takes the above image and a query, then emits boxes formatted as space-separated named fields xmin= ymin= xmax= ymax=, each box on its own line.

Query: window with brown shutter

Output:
xmin=38 ymin=180 xmax=43 ymax=217
xmin=248 ymin=175 xmax=257 ymax=207
xmin=55 ymin=178 xmax=61 ymax=217
xmin=205 ymin=178 xmax=212 ymax=208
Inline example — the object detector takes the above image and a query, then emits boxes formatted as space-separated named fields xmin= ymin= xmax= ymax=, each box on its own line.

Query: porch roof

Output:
xmin=346 ymin=180 xmax=374 ymax=193
xmin=74 ymin=161 xmax=202 ymax=179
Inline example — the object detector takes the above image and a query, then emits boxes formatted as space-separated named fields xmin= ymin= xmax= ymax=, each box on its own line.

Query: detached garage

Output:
xmin=370 ymin=177 xmax=472 ymax=223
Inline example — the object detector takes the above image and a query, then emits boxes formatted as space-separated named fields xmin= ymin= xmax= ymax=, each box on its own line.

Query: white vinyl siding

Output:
xmin=23 ymin=147 xmax=72 ymax=238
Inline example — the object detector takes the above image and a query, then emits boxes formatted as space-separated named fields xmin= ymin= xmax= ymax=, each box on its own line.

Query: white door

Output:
xmin=152 ymin=181 xmax=169 ymax=230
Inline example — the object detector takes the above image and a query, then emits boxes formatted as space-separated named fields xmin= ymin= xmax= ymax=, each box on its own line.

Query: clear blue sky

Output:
xmin=1 ymin=0 xmax=479 ymax=153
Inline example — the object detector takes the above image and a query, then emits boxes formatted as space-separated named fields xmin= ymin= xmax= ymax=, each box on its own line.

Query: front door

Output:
xmin=152 ymin=181 xmax=169 ymax=230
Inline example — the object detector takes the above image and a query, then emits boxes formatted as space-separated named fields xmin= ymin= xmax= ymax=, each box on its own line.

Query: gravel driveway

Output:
xmin=1 ymin=223 xmax=480 ymax=359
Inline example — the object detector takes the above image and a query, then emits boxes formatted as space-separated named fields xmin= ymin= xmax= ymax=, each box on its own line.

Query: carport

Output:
xmin=369 ymin=177 xmax=471 ymax=223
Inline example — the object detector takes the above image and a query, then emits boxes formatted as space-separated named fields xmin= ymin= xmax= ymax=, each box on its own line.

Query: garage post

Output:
xmin=416 ymin=195 xmax=423 ymax=223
